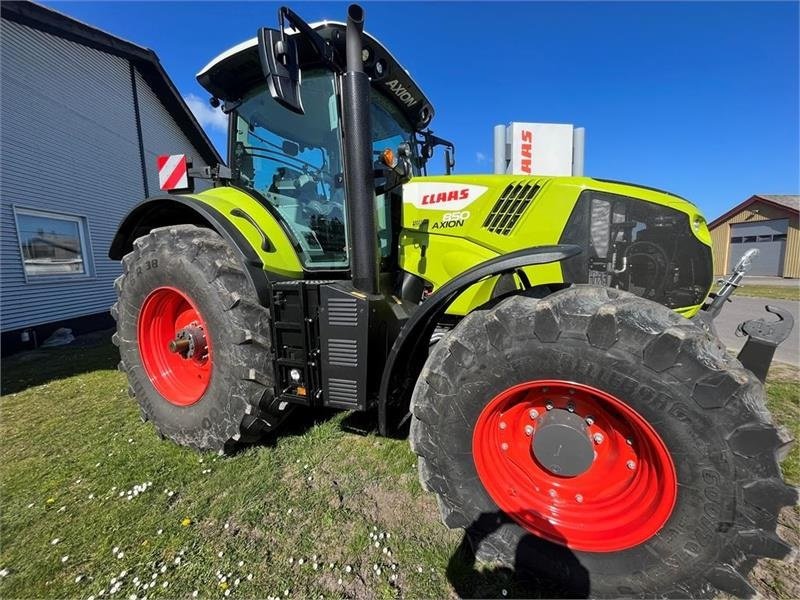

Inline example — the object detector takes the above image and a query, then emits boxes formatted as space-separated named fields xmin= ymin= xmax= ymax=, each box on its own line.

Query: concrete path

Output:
xmin=712 ymin=295 xmax=799 ymax=366
xmin=741 ymin=276 xmax=799 ymax=288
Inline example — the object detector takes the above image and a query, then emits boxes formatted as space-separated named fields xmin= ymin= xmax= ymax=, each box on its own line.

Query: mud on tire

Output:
xmin=410 ymin=285 xmax=796 ymax=598
xmin=112 ymin=225 xmax=289 ymax=452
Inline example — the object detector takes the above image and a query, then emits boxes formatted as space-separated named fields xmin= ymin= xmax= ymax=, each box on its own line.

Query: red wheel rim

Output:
xmin=137 ymin=287 xmax=212 ymax=406
xmin=472 ymin=380 xmax=677 ymax=552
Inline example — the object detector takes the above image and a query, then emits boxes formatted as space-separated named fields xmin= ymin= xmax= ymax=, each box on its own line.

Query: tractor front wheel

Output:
xmin=410 ymin=286 xmax=795 ymax=598
xmin=112 ymin=225 xmax=289 ymax=452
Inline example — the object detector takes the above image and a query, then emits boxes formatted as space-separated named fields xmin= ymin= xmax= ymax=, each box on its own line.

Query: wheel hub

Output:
xmin=532 ymin=408 xmax=594 ymax=477
xmin=169 ymin=323 xmax=208 ymax=360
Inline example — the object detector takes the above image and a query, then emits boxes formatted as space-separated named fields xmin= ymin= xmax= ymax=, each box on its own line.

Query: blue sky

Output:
xmin=44 ymin=1 xmax=799 ymax=219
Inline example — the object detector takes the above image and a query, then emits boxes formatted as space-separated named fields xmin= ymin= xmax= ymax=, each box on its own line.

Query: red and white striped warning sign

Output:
xmin=157 ymin=154 xmax=189 ymax=190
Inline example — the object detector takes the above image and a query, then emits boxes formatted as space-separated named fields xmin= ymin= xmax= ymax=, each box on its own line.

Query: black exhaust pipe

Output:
xmin=342 ymin=4 xmax=379 ymax=294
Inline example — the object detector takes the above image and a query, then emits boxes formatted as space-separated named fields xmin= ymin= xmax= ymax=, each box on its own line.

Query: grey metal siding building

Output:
xmin=1 ymin=2 xmax=222 ymax=352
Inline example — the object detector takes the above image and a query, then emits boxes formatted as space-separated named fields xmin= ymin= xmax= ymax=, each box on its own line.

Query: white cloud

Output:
xmin=184 ymin=93 xmax=227 ymax=133
xmin=476 ymin=151 xmax=487 ymax=163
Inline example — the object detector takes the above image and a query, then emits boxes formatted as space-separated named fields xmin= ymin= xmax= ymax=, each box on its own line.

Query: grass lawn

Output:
xmin=1 ymin=334 xmax=797 ymax=599
xmin=735 ymin=285 xmax=800 ymax=301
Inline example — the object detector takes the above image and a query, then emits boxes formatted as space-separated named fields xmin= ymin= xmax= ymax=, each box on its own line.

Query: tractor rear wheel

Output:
xmin=112 ymin=225 xmax=289 ymax=452
xmin=410 ymin=285 xmax=795 ymax=598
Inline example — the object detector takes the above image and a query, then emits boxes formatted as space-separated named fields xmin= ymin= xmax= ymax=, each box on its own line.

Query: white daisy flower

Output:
xmin=51 ymin=538 xmax=61 ymax=545
xmin=61 ymin=556 xmax=69 ymax=563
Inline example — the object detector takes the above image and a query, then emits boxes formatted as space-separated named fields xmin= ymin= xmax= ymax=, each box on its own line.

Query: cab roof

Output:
xmin=197 ymin=21 xmax=434 ymax=130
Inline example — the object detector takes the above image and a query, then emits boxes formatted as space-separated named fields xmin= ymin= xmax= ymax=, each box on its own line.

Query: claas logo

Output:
xmin=520 ymin=129 xmax=533 ymax=174
xmin=420 ymin=188 xmax=470 ymax=206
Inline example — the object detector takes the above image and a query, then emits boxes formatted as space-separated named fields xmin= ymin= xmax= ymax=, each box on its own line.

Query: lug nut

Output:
xmin=575 ymin=494 xmax=583 ymax=503
xmin=545 ymin=401 xmax=554 ymax=411
xmin=548 ymin=489 xmax=557 ymax=498
xmin=626 ymin=438 xmax=633 ymax=446
xmin=585 ymin=416 xmax=594 ymax=425
xmin=593 ymin=433 xmax=604 ymax=444
xmin=567 ymin=403 xmax=575 ymax=412
xmin=529 ymin=408 xmax=539 ymax=419
xmin=626 ymin=460 xmax=636 ymax=470
xmin=500 ymin=443 xmax=509 ymax=451
xmin=524 ymin=425 xmax=534 ymax=436
xmin=499 ymin=421 xmax=507 ymax=430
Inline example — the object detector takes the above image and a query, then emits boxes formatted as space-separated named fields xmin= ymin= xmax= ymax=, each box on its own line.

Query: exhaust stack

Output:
xmin=342 ymin=4 xmax=379 ymax=294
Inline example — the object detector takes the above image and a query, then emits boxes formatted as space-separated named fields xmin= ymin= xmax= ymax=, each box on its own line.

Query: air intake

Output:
xmin=482 ymin=182 xmax=540 ymax=235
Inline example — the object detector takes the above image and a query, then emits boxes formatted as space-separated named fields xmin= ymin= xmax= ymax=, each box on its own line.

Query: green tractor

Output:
xmin=109 ymin=5 xmax=795 ymax=597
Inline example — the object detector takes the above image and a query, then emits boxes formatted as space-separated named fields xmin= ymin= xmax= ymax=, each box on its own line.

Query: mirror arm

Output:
xmin=418 ymin=130 xmax=456 ymax=174
xmin=278 ymin=6 xmax=342 ymax=73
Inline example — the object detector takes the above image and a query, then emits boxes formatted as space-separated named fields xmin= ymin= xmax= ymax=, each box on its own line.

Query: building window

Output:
xmin=743 ymin=236 xmax=757 ymax=243
xmin=731 ymin=237 xmax=743 ymax=243
xmin=773 ymin=233 xmax=788 ymax=242
xmin=14 ymin=207 xmax=91 ymax=278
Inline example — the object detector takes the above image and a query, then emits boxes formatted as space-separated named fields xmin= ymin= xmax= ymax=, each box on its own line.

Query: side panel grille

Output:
xmin=482 ymin=182 xmax=540 ymax=235
xmin=328 ymin=297 xmax=358 ymax=326
xmin=328 ymin=378 xmax=359 ymax=404
xmin=319 ymin=285 xmax=368 ymax=410
xmin=328 ymin=339 xmax=358 ymax=367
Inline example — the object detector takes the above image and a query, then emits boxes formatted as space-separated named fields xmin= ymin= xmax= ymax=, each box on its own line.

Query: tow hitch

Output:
xmin=736 ymin=305 xmax=794 ymax=382
xmin=695 ymin=248 xmax=795 ymax=381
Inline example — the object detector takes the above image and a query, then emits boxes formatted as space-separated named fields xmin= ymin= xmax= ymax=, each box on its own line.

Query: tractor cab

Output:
xmin=196 ymin=16 xmax=443 ymax=271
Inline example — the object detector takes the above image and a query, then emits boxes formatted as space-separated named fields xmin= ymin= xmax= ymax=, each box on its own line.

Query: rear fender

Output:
xmin=378 ymin=244 xmax=582 ymax=435
xmin=109 ymin=188 xmax=303 ymax=304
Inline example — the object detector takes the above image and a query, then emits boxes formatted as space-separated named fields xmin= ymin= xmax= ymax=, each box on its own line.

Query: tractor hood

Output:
xmin=197 ymin=21 xmax=434 ymax=130
xmin=399 ymin=174 xmax=714 ymax=314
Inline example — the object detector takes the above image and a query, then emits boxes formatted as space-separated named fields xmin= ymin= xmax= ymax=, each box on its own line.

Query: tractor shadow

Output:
xmin=447 ymin=511 xmax=590 ymax=599
xmin=1 ymin=329 xmax=119 ymax=395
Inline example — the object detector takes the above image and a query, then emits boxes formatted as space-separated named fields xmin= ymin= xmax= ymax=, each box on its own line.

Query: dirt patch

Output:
xmin=748 ymin=505 xmax=800 ymax=599
xmin=356 ymin=480 xmax=441 ymax=530
xmin=769 ymin=362 xmax=800 ymax=382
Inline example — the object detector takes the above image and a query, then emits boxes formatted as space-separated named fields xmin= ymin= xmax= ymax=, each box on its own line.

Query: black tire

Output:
xmin=410 ymin=285 xmax=796 ymax=598
xmin=112 ymin=225 xmax=290 ymax=452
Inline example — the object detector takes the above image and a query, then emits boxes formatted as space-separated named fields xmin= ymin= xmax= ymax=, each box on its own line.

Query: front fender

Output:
xmin=378 ymin=244 xmax=582 ymax=435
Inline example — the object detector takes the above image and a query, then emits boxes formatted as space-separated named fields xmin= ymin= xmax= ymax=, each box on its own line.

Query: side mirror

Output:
xmin=257 ymin=28 xmax=304 ymax=114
